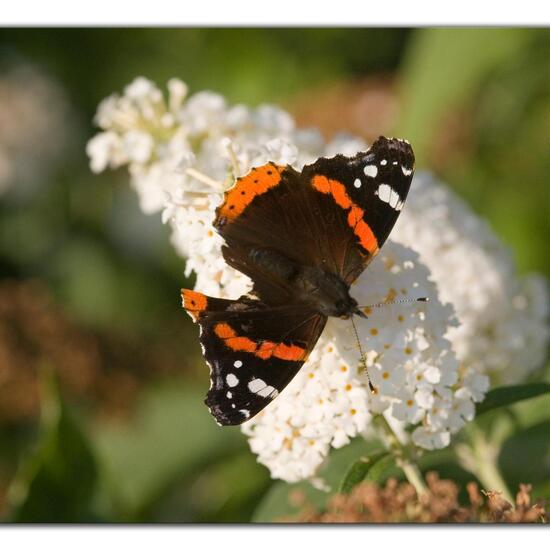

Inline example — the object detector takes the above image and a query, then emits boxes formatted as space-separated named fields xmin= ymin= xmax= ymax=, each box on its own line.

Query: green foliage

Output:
xmin=92 ymin=381 xmax=246 ymax=521
xmin=150 ymin=450 xmax=272 ymax=522
xmin=338 ymin=451 xmax=389 ymax=494
xmin=398 ymin=29 xmax=531 ymax=164
xmin=476 ymin=383 xmax=550 ymax=417
xmin=362 ymin=453 xmax=397 ymax=484
xmin=8 ymin=374 xmax=99 ymax=522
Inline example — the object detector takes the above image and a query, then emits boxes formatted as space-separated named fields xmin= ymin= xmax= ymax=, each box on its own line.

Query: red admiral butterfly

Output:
xmin=182 ymin=136 xmax=415 ymax=425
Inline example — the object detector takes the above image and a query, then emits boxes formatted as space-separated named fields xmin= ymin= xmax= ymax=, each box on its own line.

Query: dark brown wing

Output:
xmin=214 ymin=137 xmax=415 ymax=302
xmin=214 ymin=163 xmax=342 ymax=304
xmin=301 ymin=136 xmax=415 ymax=283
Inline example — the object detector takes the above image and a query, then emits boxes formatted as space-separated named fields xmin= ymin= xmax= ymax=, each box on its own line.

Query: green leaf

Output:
xmin=476 ymin=383 xmax=550 ymax=417
xmin=92 ymin=381 xmax=244 ymax=520
xmin=364 ymin=453 xmax=396 ymax=483
xmin=339 ymin=451 xmax=389 ymax=494
xmin=499 ymin=419 xmax=550 ymax=495
xmin=149 ymin=450 xmax=272 ymax=523
xmin=8 ymin=374 xmax=99 ymax=522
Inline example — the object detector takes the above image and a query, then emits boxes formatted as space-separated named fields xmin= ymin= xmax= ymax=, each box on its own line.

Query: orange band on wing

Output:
xmin=213 ymin=322 xmax=306 ymax=362
xmin=214 ymin=322 xmax=258 ymax=353
xmin=355 ymin=219 xmax=378 ymax=254
xmin=313 ymin=176 xmax=351 ymax=209
xmin=218 ymin=164 xmax=284 ymax=221
xmin=214 ymin=322 xmax=237 ymax=339
xmin=182 ymin=289 xmax=208 ymax=321
xmin=255 ymin=341 xmax=276 ymax=359
xmin=272 ymin=342 xmax=306 ymax=361
xmin=311 ymin=175 xmax=379 ymax=254
xmin=227 ymin=336 xmax=258 ymax=353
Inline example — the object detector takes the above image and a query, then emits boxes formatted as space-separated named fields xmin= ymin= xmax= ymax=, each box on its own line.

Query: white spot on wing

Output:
xmin=376 ymin=184 xmax=402 ymax=211
xmin=239 ymin=409 xmax=250 ymax=419
xmin=264 ymin=387 xmax=278 ymax=398
xmin=233 ymin=360 xmax=242 ymax=368
xmin=248 ymin=378 xmax=277 ymax=398
xmin=380 ymin=159 xmax=387 ymax=166
xmin=226 ymin=391 xmax=232 ymax=399
xmin=353 ymin=178 xmax=362 ymax=188
xmin=376 ymin=184 xmax=392 ymax=203
xmin=402 ymin=166 xmax=413 ymax=176
xmin=364 ymin=165 xmax=378 ymax=178
xmin=248 ymin=378 xmax=266 ymax=393
xmin=226 ymin=373 xmax=239 ymax=387
xmin=389 ymin=192 xmax=400 ymax=209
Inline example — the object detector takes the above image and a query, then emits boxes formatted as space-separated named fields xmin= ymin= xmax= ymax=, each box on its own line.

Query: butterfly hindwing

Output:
xmin=182 ymin=289 xmax=326 ymax=425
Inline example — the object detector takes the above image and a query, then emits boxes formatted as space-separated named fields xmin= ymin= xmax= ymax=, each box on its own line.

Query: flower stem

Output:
xmin=377 ymin=414 xmax=428 ymax=496
xmin=398 ymin=459 xmax=428 ymax=497
xmin=456 ymin=425 xmax=513 ymax=502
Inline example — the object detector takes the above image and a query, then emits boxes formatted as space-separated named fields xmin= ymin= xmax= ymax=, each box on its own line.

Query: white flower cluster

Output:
xmin=87 ymin=77 xmax=548 ymax=483
xmin=394 ymin=173 xmax=549 ymax=386
xmin=0 ymin=64 xmax=73 ymax=197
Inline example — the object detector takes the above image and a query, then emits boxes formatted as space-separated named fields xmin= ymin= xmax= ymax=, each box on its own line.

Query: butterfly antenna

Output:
xmin=350 ymin=315 xmax=376 ymax=394
xmin=359 ymin=296 xmax=429 ymax=310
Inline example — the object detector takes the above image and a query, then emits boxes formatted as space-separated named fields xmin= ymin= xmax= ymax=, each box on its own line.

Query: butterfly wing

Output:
xmin=302 ymin=136 xmax=415 ymax=284
xmin=214 ymin=163 xmax=340 ymax=305
xmin=182 ymin=289 xmax=326 ymax=425
xmin=214 ymin=137 xmax=415 ymax=303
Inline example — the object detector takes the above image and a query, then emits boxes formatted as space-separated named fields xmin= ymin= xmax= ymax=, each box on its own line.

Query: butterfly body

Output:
xmin=239 ymin=246 xmax=361 ymax=319
xmin=182 ymin=136 xmax=415 ymax=426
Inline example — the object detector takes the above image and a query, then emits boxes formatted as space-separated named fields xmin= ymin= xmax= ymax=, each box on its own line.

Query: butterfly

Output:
xmin=182 ymin=136 xmax=415 ymax=425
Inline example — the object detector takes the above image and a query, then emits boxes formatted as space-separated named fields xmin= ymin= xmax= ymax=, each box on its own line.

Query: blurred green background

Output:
xmin=0 ymin=28 xmax=549 ymax=522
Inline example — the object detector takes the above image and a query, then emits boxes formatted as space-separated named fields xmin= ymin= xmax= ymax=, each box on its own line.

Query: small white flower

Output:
xmin=392 ymin=393 xmax=424 ymax=424
xmin=180 ymin=91 xmax=227 ymax=135
xmin=86 ymin=131 xmax=125 ymax=173
xmin=124 ymin=76 xmax=158 ymax=100
xmin=412 ymin=426 xmax=451 ymax=450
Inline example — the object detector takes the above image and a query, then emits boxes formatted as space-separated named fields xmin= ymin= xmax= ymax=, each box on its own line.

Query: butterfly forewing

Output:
xmin=301 ymin=136 xmax=415 ymax=283
xmin=215 ymin=137 xmax=414 ymax=299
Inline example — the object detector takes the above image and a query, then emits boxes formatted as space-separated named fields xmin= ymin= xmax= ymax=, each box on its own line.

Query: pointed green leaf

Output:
xmin=476 ymin=383 xmax=550 ymax=417
xmin=364 ymin=453 xmax=396 ymax=483
xmin=339 ymin=451 xmax=389 ymax=494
